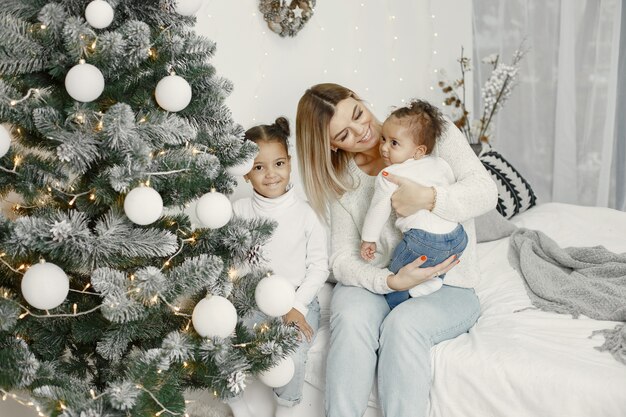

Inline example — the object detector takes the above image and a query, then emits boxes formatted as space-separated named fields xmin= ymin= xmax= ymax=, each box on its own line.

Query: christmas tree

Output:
xmin=0 ymin=1 xmax=299 ymax=416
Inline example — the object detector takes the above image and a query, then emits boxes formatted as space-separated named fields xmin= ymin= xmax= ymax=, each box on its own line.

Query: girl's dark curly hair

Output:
xmin=244 ymin=116 xmax=290 ymax=152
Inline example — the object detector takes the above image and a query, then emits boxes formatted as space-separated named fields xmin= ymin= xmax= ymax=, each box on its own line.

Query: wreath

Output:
xmin=259 ymin=0 xmax=316 ymax=37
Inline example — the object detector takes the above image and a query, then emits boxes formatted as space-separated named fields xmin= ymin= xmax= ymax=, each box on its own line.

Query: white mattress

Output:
xmin=305 ymin=203 xmax=626 ymax=417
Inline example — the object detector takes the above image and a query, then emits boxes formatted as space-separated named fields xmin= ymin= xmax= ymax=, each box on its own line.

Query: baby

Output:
xmin=360 ymin=100 xmax=468 ymax=309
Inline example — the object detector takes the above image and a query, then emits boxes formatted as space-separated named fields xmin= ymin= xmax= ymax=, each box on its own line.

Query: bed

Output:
xmin=239 ymin=202 xmax=626 ymax=417
xmin=4 ymin=202 xmax=623 ymax=417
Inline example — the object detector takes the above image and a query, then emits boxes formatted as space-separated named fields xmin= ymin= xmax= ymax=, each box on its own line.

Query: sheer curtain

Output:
xmin=472 ymin=0 xmax=623 ymax=209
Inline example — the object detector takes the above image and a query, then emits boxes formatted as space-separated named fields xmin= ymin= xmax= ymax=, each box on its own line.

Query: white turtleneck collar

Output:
xmin=251 ymin=184 xmax=297 ymax=214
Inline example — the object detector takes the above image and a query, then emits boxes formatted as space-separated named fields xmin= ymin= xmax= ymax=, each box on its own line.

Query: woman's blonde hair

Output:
xmin=295 ymin=83 xmax=359 ymax=219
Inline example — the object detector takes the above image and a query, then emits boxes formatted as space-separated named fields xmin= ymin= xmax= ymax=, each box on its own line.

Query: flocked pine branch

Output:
xmin=0 ymin=1 xmax=299 ymax=415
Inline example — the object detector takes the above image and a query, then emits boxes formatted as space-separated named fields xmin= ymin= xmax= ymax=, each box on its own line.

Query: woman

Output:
xmin=295 ymin=83 xmax=498 ymax=417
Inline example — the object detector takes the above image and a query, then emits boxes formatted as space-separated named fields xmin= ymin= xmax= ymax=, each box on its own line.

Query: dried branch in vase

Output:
xmin=439 ymin=42 xmax=527 ymax=145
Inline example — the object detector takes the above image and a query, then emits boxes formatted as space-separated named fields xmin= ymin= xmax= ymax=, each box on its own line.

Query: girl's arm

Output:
xmin=388 ymin=119 xmax=498 ymax=223
xmin=292 ymin=206 xmax=330 ymax=316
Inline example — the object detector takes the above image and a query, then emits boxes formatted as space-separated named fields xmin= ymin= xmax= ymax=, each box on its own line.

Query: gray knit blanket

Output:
xmin=508 ymin=228 xmax=626 ymax=364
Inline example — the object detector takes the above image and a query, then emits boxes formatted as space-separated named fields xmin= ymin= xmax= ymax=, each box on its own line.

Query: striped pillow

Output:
xmin=478 ymin=144 xmax=537 ymax=219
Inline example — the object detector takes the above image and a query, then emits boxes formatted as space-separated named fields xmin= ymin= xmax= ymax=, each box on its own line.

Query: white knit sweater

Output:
xmin=232 ymin=187 xmax=329 ymax=316
xmin=329 ymin=119 xmax=498 ymax=293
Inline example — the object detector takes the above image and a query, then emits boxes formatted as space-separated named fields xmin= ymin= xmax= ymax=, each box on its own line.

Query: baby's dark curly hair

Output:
xmin=244 ymin=116 xmax=290 ymax=152
xmin=388 ymin=99 xmax=447 ymax=154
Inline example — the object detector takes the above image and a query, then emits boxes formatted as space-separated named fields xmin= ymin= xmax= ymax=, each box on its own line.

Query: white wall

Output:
xmin=195 ymin=0 xmax=473 ymax=200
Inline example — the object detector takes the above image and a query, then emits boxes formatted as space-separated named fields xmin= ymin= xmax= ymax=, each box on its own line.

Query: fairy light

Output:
xmin=429 ymin=7 xmax=439 ymax=94
xmin=72 ymin=304 xmax=77 ymax=315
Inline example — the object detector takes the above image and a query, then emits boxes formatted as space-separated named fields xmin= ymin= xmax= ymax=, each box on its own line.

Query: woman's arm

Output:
xmin=388 ymin=119 xmax=498 ymax=223
xmin=329 ymin=198 xmax=395 ymax=294
xmin=329 ymin=197 xmax=455 ymax=292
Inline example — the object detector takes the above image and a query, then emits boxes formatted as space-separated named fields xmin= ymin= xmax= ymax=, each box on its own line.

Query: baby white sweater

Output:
xmin=362 ymin=156 xmax=458 ymax=243
xmin=232 ymin=187 xmax=329 ymax=316
xmin=329 ymin=119 xmax=498 ymax=293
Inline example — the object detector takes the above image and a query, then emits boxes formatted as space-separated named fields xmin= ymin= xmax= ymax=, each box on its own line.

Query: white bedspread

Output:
xmin=305 ymin=203 xmax=626 ymax=417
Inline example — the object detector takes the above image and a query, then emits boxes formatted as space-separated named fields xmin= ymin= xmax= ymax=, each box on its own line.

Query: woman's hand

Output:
xmin=386 ymin=255 xmax=459 ymax=291
xmin=383 ymin=171 xmax=435 ymax=217
xmin=283 ymin=308 xmax=314 ymax=342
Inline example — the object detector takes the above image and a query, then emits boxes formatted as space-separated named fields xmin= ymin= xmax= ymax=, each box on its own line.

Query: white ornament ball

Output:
xmin=0 ymin=125 xmax=11 ymax=158
xmin=259 ymin=356 xmax=295 ymax=388
xmin=123 ymin=186 xmax=163 ymax=225
xmin=195 ymin=191 xmax=232 ymax=229
xmin=155 ymin=75 xmax=192 ymax=112
xmin=21 ymin=262 xmax=70 ymax=310
xmin=175 ymin=0 xmax=203 ymax=16
xmin=65 ymin=63 xmax=105 ymax=103
xmin=85 ymin=0 xmax=114 ymax=29
xmin=192 ymin=295 xmax=237 ymax=338
xmin=255 ymin=275 xmax=295 ymax=317
xmin=226 ymin=157 xmax=255 ymax=177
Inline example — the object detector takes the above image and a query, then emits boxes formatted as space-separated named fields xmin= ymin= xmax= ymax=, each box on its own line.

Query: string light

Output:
xmin=0 ymin=389 xmax=48 ymax=417
xmin=211 ymin=3 xmax=462 ymax=145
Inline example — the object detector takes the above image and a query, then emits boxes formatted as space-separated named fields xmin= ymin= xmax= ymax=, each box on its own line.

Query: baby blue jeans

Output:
xmin=385 ymin=224 xmax=468 ymax=309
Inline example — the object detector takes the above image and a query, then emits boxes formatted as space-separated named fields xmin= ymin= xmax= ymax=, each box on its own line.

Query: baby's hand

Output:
xmin=360 ymin=241 xmax=377 ymax=262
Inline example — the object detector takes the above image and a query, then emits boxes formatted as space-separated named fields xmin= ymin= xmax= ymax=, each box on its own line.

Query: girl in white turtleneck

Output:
xmin=228 ymin=117 xmax=328 ymax=417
